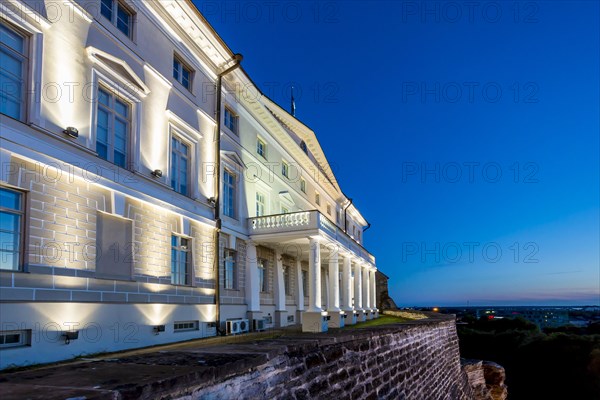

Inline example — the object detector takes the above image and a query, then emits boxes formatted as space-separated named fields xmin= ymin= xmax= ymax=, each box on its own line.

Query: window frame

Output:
xmin=171 ymin=234 xmax=192 ymax=286
xmin=0 ymin=329 xmax=31 ymax=349
xmin=258 ymin=258 xmax=268 ymax=293
xmin=173 ymin=320 xmax=199 ymax=332
xmin=327 ymin=203 xmax=332 ymax=216
xmin=170 ymin=134 xmax=191 ymax=196
xmin=255 ymin=191 xmax=266 ymax=217
xmin=95 ymin=85 xmax=132 ymax=169
xmin=173 ymin=54 xmax=194 ymax=92
xmin=0 ymin=186 xmax=26 ymax=272
xmin=315 ymin=192 xmax=321 ymax=206
xmin=0 ymin=20 xmax=29 ymax=122
xmin=256 ymin=137 xmax=267 ymax=159
xmin=224 ymin=248 xmax=237 ymax=290
xmin=300 ymin=178 xmax=306 ymax=193
xmin=222 ymin=169 xmax=237 ymax=219
xmin=282 ymin=161 xmax=289 ymax=179
xmin=100 ymin=0 xmax=135 ymax=39
xmin=224 ymin=106 xmax=238 ymax=135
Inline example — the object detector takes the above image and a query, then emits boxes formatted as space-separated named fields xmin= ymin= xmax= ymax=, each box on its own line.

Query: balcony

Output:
xmin=248 ymin=210 xmax=375 ymax=264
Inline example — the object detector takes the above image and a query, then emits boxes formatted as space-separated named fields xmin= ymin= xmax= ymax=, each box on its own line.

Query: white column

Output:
xmin=274 ymin=250 xmax=286 ymax=311
xmin=245 ymin=242 xmax=260 ymax=311
xmin=295 ymin=259 xmax=304 ymax=311
xmin=308 ymin=237 xmax=322 ymax=312
xmin=328 ymin=249 xmax=340 ymax=311
xmin=362 ymin=264 xmax=370 ymax=310
xmin=342 ymin=256 xmax=352 ymax=310
xmin=353 ymin=260 xmax=362 ymax=309
xmin=370 ymin=269 xmax=377 ymax=310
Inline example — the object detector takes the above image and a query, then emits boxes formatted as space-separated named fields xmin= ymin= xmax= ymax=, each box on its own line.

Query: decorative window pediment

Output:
xmin=86 ymin=47 xmax=150 ymax=95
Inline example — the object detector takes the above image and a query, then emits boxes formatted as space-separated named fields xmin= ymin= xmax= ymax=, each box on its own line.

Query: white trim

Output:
xmin=86 ymin=47 xmax=151 ymax=95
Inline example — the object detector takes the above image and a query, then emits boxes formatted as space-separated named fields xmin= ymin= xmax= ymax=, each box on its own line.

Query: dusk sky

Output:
xmin=196 ymin=1 xmax=600 ymax=306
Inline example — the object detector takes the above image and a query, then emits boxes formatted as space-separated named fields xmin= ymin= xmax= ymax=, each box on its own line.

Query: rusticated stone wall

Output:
xmin=180 ymin=314 xmax=474 ymax=400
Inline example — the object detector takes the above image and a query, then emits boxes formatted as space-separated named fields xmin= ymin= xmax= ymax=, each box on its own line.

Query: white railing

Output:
xmin=250 ymin=211 xmax=312 ymax=232
xmin=248 ymin=210 xmax=376 ymax=265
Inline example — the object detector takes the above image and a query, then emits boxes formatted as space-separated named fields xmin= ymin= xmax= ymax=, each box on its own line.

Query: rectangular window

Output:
xmin=0 ymin=187 xmax=24 ymax=271
xmin=96 ymin=211 xmax=134 ymax=280
xmin=223 ymin=170 xmax=236 ymax=218
xmin=224 ymin=107 xmax=238 ymax=134
xmin=258 ymin=258 xmax=268 ymax=292
xmin=0 ymin=22 xmax=27 ymax=121
xmin=101 ymin=0 xmax=134 ymax=38
xmin=0 ymin=330 xmax=31 ymax=349
xmin=256 ymin=192 xmax=265 ymax=217
xmin=327 ymin=204 xmax=332 ymax=215
xmin=315 ymin=192 xmax=320 ymax=206
xmin=256 ymin=138 xmax=267 ymax=159
xmin=224 ymin=249 xmax=236 ymax=289
xmin=96 ymin=87 xmax=130 ymax=169
xmin=300 ymin=178 xmax=306 ymax=193
xmin=171 ymin=235 xmax=191 ymax=285
xmin=170 ymin=136 xmax=189 ymax=196
xmin=174 ymin=320 xmax=198 ymax=332
xmin=282 ymin=161 xmax=289 ymax=178
xmin=173 ymin=56 xmax=193 ymax=91
xmin=302 ymin=270 xmax=308 ymax=295
xmin=283 ymin=266 xmax=291 ymax=295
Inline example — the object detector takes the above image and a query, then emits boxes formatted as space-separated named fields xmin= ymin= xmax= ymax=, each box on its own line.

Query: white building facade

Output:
xmin=0 ymin=0 xmax=377 ymax=369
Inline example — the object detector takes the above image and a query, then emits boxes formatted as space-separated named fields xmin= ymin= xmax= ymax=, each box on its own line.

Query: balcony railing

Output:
xmin=248 ymin=210 xmax=375 ymax=264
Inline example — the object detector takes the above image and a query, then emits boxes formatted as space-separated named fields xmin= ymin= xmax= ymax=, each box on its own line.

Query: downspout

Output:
xmin=213 ymin=54 xmax=243 ymax=335
xmin=343 ymin=197 xmax=353 ymax=234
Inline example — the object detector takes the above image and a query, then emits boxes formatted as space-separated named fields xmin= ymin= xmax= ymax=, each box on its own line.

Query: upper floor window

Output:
xmin=256 ymin=138 xmax=267 ymax=159
xmin=256 ymin=192 xmax=265 ymax=216
xmin=300 ymin=178 xmax=306 ymax=193
xmin=171 ymin=235 xmax=191 ymax=285
xmin=0 ymin=187 xmax=24 ymax=271
xmin=96 ymin=87 xmax=130 ymax=169
xmin=223 ymin=169 xmax=237 ymax=218
xmin=170 ymin=136 xmax=189 ymax=196
xmin=173 ymin=55 xmax=193 ymax=91
xmin=101 ymin=0 xmax=134 ymax=38
xmin=315 ymin=192 xmax=320 ymax=206
xmin=327 ymin=204 xmax=332 ymax=216
xmin=224 ymin=249 xmax=236 ymax=289
xmin=258 ymin=258 xmax=268 ymax=292
xmin=0 ymin=22 xmax=27 ymax=121
xmin=224 ymin=107 xmax=238 ymax=134
xmin=282 ymin=161 xmax=289 ymax=179
xmin=300 ymin=140 xmax=308 ymax=154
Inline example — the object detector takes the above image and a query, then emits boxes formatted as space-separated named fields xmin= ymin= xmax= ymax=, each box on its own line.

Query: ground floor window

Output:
xmin=258 ymin=258 xmax=268 ymax=292
xmin=171 ymin=235 xmax=191 ymax=285
xmin=224 ymin=249 xmax=236 ymax=289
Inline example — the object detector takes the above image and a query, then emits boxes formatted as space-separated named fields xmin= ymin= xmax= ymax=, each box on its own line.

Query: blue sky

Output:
xmin=196 ymin=1 xmax=600 ymax=306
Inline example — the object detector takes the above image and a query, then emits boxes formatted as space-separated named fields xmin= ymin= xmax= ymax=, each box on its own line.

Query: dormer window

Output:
xmin=300 ymin=140 xmax=308 ymax=154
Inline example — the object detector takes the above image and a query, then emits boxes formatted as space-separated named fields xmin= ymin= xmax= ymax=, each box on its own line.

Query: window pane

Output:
xmin=100 ymin=0 xmax=113 ymax=20
xmin=0 ymin=23 xmax=24 ymax=53
xmin=98 ymin=88 xmax=110 ymax=106
xmin=0 ymin=212 xmax=21 ymax=233
xmin=115 ymin=99 xmax=128 ymax=118
xmin=0 ymin=250 xmax=19 ymax=271
xmin=114 ymin=151 xmax=126 ymax=168
xmin=116 ymin=5 xmax=131 ymax=37
xmin=0 ymin=188 xmax=21 ymax=210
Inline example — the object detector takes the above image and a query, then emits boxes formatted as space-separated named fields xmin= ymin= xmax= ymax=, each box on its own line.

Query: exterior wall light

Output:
xmin=63 ymin=127 xmax=79 ymax=138
xmin=153 ymin=325 xmax=166 ymax=334
xmin=62 ymin=330 xmax=79 ymax=344
xmin=151 ymin=169 xmax=162 ymax=178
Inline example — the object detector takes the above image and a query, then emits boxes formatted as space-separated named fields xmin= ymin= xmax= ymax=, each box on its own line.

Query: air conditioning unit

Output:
xmin=253 ymin=319 xmax=266 ymax=332
xmin=226 ymin=319 xmax=250 ymax=335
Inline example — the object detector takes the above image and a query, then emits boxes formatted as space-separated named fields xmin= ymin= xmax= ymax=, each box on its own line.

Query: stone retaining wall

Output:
xmin=180 ymin=315 xmax=474 ymax=400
